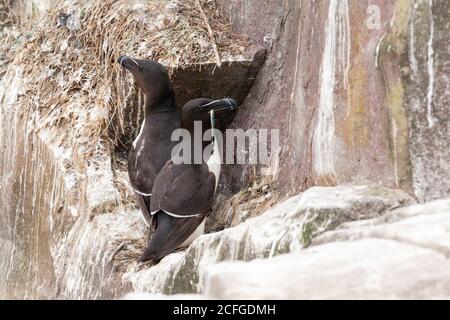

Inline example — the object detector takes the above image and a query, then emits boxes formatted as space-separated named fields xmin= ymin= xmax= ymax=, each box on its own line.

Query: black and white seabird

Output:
xmin=118 ymin=56 xmax=179 ymax=228
xmin=118 ymin=56 xmax=237 ymax=229
xmin=138 ymin=107 xmax=227 ymax=264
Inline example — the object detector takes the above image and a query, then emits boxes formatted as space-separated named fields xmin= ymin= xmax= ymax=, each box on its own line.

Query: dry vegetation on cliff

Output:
xmin=0 ymin=0 xmax=17 ymax=27
xmin=1 ymin=0 xmax=246 ymax=170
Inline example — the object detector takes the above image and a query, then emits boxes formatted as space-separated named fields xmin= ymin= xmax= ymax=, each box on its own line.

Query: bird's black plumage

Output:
xmin=118 ymin=56 xmax=236 ymax=252
xmin=138 ymin=106 xmax=230 ymax=264
xmin=118 ymin=56 xmax=237 ymax=234
xmin=138 ymin=162 xmax=216 ymax=262
xmin=181 ymin=97 xmax=237 ymax=133
xmin=118 ymin=56 xmax=180 ymax=227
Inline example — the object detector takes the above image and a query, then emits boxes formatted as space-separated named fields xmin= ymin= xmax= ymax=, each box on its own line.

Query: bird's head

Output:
xmin=181 ymin=98 xmax=237 ymax=133
xmin=118 ymin=55 xmax=175 ymax=106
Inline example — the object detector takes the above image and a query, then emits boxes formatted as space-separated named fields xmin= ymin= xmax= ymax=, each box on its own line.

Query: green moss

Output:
xmin=301 ymin=212 xmax=328 ymax=248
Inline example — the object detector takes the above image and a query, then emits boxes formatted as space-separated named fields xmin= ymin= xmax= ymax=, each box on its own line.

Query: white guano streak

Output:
xmin=133 ymin=118 xmax=146 ymax=149
xmin=313 ymin=0 xmax=350 ymax=180
xmin=427 ymin=0 xmax=435 ymax=128
xmin=409 ymin=2 xmax=419 ymax=78
xmin=133 ymin=119 xmax=146 ymax=169
xmin=206 ymin=110 xmax=221 ymax=193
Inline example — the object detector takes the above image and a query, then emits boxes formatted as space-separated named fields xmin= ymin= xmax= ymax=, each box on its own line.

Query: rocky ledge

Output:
xmin=117 ymin=184 xmax=415 ymax=296
xmin=124 ymin=195 xmax=450 ymax=300
xmin=205 ymin=197 xmax=450 ymax=299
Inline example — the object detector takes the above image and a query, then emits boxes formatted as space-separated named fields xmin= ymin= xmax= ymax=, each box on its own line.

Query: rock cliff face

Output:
xmin=0 ymin=0 xmax=449 ymax=299
xmin=218 ymin=0 xmax=449 ymax=202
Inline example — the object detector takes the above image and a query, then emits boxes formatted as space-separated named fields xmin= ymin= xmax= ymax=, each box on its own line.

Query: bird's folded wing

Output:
xmin=150 ymin=161 xmax=216 ymax=218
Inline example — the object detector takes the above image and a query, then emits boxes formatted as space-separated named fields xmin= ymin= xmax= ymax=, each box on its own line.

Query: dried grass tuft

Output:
xmin=0 ymin=0 xmax=18 ymax=28
xmin=2 ymin=0 xmax=247 ymax=172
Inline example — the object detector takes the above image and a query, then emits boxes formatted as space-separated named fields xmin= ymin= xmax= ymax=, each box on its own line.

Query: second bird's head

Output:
xmin=117 ymin=55 xmax=174 ymax=101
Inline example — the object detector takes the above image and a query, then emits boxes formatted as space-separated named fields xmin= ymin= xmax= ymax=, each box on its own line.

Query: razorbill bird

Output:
xmin=138 ymin=107 xmax=227 ymax=264
xmin=118 ymin=56 xmax=237 ymax=229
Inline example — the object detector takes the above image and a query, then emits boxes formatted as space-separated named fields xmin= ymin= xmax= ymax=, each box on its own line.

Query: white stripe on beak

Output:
xmin=119 ymin=56 xmax=126 ymax=66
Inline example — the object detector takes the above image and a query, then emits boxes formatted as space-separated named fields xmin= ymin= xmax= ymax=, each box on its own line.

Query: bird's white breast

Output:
xmin=133 ymin=118 xmax=146 ymax=149
xmin=206 ymin=137 xmax=221 ymax=193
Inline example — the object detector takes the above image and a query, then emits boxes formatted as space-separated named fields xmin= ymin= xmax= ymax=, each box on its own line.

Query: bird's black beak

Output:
xmin=118 ymin=55 xmax=142 ymax=72
xmin=196 ymin=98 xmax=237 ymax=113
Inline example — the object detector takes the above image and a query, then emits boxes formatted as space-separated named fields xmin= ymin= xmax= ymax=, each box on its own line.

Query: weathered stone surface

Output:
xmin=1 ymin=0 xmax=449 ymax=300
xmin=0 ymin=0 xmax=264 ymax=299
xmin=203 ymin=197 xmax=450 ymax=299
xmin=218 ymin=0 xmax=414 ymax=194
xmin=0 ymin=65 xmax=137 ymax=299
xmin=121 ymin=197 xmax=450 ymax=300
xmin=55 ymin=210 xmax=146 ymax=299
xmin=10 ymin=0 xmax=52 ymax=24
xmin=0 ymin=69 xmax=76 ymax=299
xmin=312 ymin=197 xmax=450 ymax=253
xmin=121 ymin=293 xmax=206 ymax=300
xmin=204 ymin=238 xmax=450 ymax=300
xmin=206 ymin=178 xmax=278 ymax=233
xmin=173 ymin=48 xmax=266 ymax=107
xmin=123 ymin=185 xmax=413 ymax=294
xmin=401 ymin=0 xmax=450 ymax=202
xmin=218 ymin=0 xmax=449 ymax=203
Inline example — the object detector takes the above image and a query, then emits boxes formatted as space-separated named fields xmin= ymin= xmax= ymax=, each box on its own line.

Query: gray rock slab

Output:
xmin=204 ymin=238 xmax=450 ymax=300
